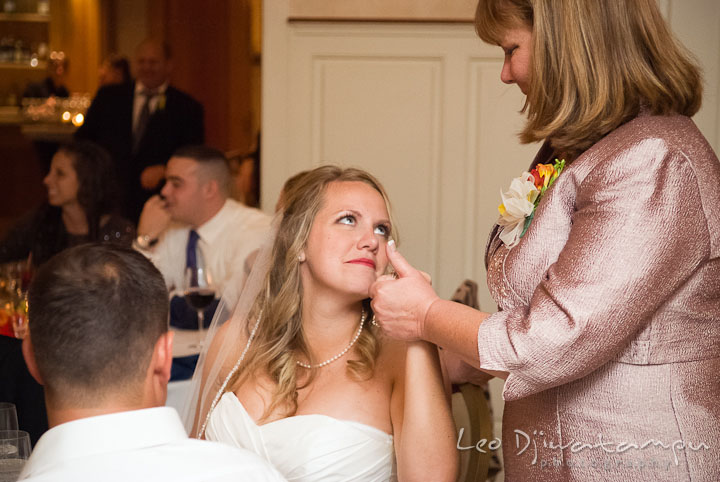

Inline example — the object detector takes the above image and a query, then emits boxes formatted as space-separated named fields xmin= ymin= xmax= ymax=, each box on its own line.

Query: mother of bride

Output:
xmin=371 ymin=0 xmax=720 ymax=480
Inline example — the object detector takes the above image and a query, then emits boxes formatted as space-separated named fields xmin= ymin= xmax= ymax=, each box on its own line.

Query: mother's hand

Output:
xmin=369 ymin=241 xmax=440 ymax=341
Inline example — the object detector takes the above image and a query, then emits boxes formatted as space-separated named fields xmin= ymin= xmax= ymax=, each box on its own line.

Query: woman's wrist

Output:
xmin=422 ymin=298 xmax=490 ymax=363
xmin=419 ymin=297 xmax=443 ymax=343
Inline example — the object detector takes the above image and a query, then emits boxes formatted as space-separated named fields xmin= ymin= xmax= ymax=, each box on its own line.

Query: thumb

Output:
xmin=386 ymin=240 xmax=418 ymax=279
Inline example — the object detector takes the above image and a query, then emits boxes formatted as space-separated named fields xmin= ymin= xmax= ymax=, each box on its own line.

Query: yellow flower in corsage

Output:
xmin=497 ymin=159 xmax=565 ymax=247
xmin=157 ymin=94 xmax=166 ymax=110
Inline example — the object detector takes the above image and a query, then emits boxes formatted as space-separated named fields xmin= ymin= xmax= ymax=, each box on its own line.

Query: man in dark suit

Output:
xmin=76 ymin=39 xmax=204 ymax=222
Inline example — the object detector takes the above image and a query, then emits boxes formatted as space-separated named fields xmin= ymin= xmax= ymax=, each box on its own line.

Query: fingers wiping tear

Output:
xmin=385 ymin=239 xmax=416 ymax=279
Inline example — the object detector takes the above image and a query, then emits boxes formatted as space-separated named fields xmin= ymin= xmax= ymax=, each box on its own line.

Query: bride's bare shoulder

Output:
xmin=202 ymin=317 xmax=251 ymax=380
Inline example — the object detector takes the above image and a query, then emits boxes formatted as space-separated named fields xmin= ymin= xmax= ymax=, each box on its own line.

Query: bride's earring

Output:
xmin=298 ymin=252 xmax=306 ymax=262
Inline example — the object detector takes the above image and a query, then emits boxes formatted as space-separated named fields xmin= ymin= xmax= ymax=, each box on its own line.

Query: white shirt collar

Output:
xmin=135 ymin=81 xmax=169 ymax=96
xmin=22 ymin=407 xmax=186 ymax=478
xmin=195 ymin=199 xmax=236 ymax=246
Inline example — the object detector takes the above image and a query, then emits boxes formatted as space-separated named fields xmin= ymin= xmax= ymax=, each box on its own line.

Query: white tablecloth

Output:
xmin=166 ymin=329 xmax=206 ymax=422
xmin=170 ymin=328 xmax=206 ymax=358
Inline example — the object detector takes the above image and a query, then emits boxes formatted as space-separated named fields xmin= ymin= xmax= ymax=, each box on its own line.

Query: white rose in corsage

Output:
xmin=497 ymin=159 xmax=565 ymax=247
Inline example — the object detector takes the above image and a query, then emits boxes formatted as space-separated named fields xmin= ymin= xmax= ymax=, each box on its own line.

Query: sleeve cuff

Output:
xmin=476 ymin=311 xmax=537 ymax=401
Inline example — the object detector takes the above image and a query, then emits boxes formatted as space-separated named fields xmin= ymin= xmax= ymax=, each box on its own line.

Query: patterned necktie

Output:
xmin=133 ymin=89 xmax=156 ymax=151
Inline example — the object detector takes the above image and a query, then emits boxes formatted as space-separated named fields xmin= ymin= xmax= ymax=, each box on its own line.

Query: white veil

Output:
xmin=181 ymin=216 xmax=280 ymax=437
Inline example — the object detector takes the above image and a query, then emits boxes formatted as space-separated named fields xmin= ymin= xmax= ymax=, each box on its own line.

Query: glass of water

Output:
xmin=0 ymin=405 xmax=17 ymax=432
xmin=0 ymin=430 xmax=30 ymax=482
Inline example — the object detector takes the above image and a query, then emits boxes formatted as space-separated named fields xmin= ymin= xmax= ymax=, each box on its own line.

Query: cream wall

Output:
xmin=666 ymin=0 xmax=720 ymax=150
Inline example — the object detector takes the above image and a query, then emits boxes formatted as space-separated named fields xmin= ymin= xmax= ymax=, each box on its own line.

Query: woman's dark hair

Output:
xmin=57 ymin=141 xmax=120 ymax=241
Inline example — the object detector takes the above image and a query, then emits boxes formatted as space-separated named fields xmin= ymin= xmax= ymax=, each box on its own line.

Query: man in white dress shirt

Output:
xmin=135 ymin=145 xmax=271 ymax=326
xmin=19 ymin=244 xmax=285 ymax=481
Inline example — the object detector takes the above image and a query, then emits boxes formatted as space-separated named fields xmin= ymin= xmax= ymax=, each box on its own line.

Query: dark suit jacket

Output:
xmin=76 ymin=82 xmax=204 ymax=220
xmin=0 ymin=335 xmax=47 ymax=446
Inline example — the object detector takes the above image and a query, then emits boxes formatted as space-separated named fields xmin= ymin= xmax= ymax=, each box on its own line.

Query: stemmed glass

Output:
xmin=0 ymin=430 xmax=31 ymax=482
xmin=12 ymin=296 xmax=28 ymax=340
xmin=183 ymin=266 xmax=216 ymax=333
xmin=0 ymin=404 xmax=18 ymax=432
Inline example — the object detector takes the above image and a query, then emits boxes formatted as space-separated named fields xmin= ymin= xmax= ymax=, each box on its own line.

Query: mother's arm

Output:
xmin=440 ymin=347 xmax=494 ymax=386
xmin=370 ymin=245 xmax=506 ymax=379
xmin=389 ymin=339 xmax=458 ymax=481
xmin=463 ymin=145 xmax=709 ymax=401
xmin=374 ymin=141 xmax=709 ymax=401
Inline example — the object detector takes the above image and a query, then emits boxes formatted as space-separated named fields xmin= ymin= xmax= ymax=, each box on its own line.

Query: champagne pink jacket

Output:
xmin=482 ymin=113 xmax=720 ymax=481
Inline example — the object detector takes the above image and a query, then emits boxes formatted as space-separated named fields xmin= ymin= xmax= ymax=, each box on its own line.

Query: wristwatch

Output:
xmin=135 ymin=234 xmax=158 ymax=250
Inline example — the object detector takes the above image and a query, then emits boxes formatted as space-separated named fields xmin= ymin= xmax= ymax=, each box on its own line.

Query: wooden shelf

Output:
xmin=0 ymin=60 xmax=47 ymax=70
xmin=0 ymin=13 xmax=50 ymax=23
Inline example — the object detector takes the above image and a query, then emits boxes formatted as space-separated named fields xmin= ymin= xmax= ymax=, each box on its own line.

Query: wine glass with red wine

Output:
xmin=183 ymin=266 xmax=216 ymax=332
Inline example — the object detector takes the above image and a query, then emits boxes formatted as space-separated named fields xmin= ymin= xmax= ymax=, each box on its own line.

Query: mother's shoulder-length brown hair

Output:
xmin=475 ymin=0 xmax=702 ymax=160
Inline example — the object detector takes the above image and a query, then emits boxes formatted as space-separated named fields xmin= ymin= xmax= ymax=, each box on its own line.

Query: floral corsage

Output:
xmin=497 ymin=159 xmax=565 ymax=247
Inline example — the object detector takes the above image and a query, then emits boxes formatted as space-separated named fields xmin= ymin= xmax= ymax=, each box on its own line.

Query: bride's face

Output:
xmin=300 ymin=180 xmax=391 ymax=300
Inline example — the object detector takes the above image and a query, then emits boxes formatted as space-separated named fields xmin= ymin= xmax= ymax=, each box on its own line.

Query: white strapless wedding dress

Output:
xmin=206 ymin=392 xmax=397 ymax=481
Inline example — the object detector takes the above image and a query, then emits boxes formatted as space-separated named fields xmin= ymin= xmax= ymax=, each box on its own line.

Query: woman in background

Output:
xmin=0 ymin=141 xmax=134 ymax=267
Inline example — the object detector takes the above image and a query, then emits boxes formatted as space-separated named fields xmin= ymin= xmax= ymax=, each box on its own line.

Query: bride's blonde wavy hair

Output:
xmin=226 ymin=165 xmax=396 ymax=419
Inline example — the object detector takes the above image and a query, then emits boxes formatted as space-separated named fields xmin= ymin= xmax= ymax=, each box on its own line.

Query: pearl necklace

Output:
xmin=296 ymin=310 xmax=366 ymax=369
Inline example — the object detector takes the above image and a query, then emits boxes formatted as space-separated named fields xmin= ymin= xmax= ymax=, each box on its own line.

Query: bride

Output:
xmin=186 ymin=166 xmax=458 ymax=481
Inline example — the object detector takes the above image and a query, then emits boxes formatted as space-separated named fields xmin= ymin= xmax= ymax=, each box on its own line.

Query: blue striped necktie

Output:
xmin=186 ymin=229 xmax=200 ymax=272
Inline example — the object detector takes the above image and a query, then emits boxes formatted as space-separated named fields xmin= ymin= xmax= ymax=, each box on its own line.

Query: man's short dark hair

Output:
xmin=173 ymin=145 xmax=231 ymax=195
xmin=27 ymin=244 xmax=168 ymax=397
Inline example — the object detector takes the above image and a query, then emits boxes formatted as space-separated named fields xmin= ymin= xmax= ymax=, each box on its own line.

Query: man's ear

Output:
xmin=143 ymin=331 xmax=174 ymax=408
xmin=201 ymin=178 xmax=219 ymax=200
xmin=22 ymin=333 xmax=44 ymax=386
xmin=151 ymin=331 xmax=174 ymax=384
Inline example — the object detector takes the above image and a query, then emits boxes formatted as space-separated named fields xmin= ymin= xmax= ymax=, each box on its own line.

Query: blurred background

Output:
xmin=0 ymin=0 xmax=263 ymax=235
